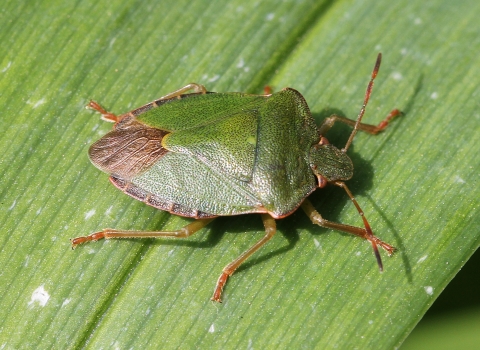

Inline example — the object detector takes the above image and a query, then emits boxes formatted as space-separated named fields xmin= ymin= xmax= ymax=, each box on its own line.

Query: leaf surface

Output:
xmin=0 ymin=0 xmax=478 ymax=348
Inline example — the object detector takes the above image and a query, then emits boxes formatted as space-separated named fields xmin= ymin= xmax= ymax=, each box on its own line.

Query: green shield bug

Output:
xmin=72 ymin=53 xmax=401 ymax=302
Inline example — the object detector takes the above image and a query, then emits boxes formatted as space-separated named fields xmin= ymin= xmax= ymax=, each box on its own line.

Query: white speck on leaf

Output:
xmin=62 ymin=298 xmax=71 ymax=307
xmin=266 ymin=13 xmax=274 ymax=21
xmin=36 ymin=99 xmax=46 ymax=108
xmin=313 ymin=238 xmax=322 ymax=250
xmin=237 ymin=58 xmax=245 ymax=68
xmin=392 ymin=72 xmax=403 ymax=81
xmin=207 ymin=75 xmax=220 ymax=83
xmin=1 ymin=61 xmax=11 ymax=72
xmin=85 ymin=209 xmax=96 ymax=220
xmin=27 ymin=98 xmax=46 ymax=109
xmin=454 ymin=175 xmax=465 ymax=184
xmin=28 ymin=285 xmax=50 ymax=307
xmin=9 ymin=199 xmax=16 ymax=210
xmin=417 ymin=255 xmax=428 ymax=263
xmin=414 ymin=17 xmax=422 ymax=25
xmin=209 ymin=324 xmax=215 ymax=333
xmin=424 ymin=286 xmax=434 ymax=295
xmin=430 ymin=92 xmax=438 ymax=100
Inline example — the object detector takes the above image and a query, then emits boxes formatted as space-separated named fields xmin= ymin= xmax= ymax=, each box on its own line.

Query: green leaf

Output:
xmin=0 ymin=0 xmax=478 ymax=348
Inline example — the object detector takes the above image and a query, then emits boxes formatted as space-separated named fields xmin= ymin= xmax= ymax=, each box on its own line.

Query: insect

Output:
xmin=72 ymin=53 xmax=401 ymax=302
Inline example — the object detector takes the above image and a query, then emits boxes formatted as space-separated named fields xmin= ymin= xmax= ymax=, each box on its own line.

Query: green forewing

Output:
xmin=131 ymin=152 xmax=261 ymax=215
xmin=127 ymin=89 xmax=320 ymax=218
xmin=163 ymin=111 xmax=258 ymax=182
xmin=137 ymin=93 xmax=265 ymax=131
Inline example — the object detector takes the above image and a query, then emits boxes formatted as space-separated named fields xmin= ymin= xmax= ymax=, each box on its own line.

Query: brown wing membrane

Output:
xmin=89 ymin=119 xmax=169 ymax=180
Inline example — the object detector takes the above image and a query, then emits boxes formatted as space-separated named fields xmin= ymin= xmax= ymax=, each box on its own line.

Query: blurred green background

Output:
xmin=403 ymin=249 xmax=480 ymax=349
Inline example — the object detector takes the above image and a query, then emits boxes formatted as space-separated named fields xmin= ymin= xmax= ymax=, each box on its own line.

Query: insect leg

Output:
xmin=317 ymin=53 xmax=401 ymax=151
xmin=211 ymin=214 xmax=276 ymax=302
xmin=156 ymin=83 xmax=207 ymax=101
xmin=86 ymin=83 xmax=207 ymax=123
xmin=301 ymin=196 xmax=394 ymax=271
xmin=317 ymin=109 xmax=402 ymax=137
xmin=70 ymin=218 xmax=215 ymax=248
xmin=87 ymin=101 xmax=120 ymax=123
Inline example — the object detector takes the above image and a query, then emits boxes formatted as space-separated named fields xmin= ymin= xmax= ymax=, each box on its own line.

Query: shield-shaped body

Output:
xmin=89 ymin=88 xmax=320 ymax=219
